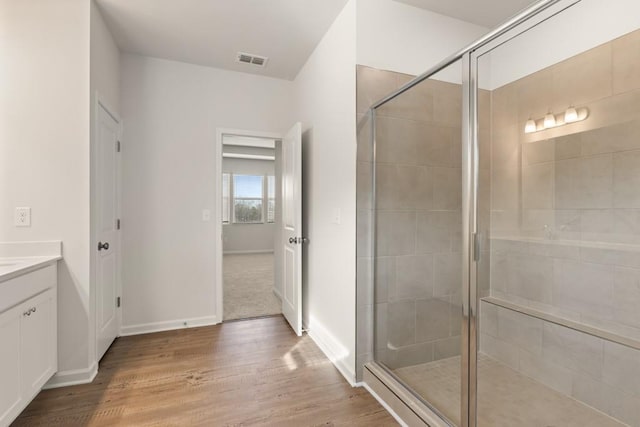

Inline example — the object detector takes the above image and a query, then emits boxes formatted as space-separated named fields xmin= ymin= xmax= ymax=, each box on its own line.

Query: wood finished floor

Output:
xmin=13 ymin=316 xmax=396 ymax=426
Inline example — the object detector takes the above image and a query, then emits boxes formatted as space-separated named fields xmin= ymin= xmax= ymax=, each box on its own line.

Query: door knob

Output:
xmin=98 ymin=241 xmax=110 ymax=251
xmin=289 ymin=237 xmax=297 ymax=244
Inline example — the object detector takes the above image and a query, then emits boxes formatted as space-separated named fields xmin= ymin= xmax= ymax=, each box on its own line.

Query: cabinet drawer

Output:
xmin=0 ymin=264 xmax=56 ymax=313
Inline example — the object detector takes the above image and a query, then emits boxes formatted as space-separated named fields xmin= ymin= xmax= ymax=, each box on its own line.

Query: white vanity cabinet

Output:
xmin=0 ymin=263 xmax=58 ymax=427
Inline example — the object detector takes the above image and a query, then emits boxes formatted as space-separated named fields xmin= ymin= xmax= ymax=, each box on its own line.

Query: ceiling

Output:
xmin=96 ymin=0 xmax=348 ymax=80
xmin=393 ymin=0 xmax=537 ymax=27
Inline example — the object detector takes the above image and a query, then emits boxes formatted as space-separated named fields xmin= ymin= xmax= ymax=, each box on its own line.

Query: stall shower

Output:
xmin=356 ymin=1 xmax=640 ymax=425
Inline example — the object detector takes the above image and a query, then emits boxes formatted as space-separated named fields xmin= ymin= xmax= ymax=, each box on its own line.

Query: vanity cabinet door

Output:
xmin=21 ymin=288 xmax=57 ymax=399
xmin=0 ymin=304 xmax=22 ymax=424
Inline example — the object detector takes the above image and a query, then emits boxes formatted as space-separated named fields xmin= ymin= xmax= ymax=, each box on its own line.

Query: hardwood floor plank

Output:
xmin=12 ymin=316 xmax=396 ymax=426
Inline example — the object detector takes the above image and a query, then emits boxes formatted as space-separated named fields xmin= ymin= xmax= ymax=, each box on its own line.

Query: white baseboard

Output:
xmin=120 ymin=315 xmax=220 ymax=337
xmin=306 ymin=316 xmax=356 ymax=386
xmin=223 ymin=249 xmax=274 ymax=255
xmin=44 ymin=361 xmax=98 ymax=389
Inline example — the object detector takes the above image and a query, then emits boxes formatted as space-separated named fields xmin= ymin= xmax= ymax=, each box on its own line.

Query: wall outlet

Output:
xmin=202 ymin=209 xmax=211 ymax=222
xmin=15 ymin=207 xmax=31 ymax=227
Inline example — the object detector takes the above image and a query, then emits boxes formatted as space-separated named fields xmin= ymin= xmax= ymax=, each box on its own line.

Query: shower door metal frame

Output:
xmin=367 ymin=0 xmax=582 ymax=426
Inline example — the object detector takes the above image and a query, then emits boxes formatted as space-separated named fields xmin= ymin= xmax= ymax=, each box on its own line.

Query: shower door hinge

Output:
xmin=116 ymin=296 xmax=121 ymax=308
xmin=116 ymin=218 xmax=121 ymax=230
xmin=473 ymin=233 xmax=481 ymax=262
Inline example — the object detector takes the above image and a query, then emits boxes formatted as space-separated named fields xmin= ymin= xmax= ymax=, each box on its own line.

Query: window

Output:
xmin=233 ymin=175 xmax=264 ymax=223
xmin=267 ymin=175 xmax=275 ymax=223
xmin=222 ymin=173 xmax=230 ymax=224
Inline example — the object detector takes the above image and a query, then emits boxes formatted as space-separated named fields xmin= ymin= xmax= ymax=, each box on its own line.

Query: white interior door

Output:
xmin=96 ymin=103 xmax=120 ymax=361
xmin=281 ymin=122 xmax=303 ymax=336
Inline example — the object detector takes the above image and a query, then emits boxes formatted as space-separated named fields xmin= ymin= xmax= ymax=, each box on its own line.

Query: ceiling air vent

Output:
xmin=237 ymin=52 xmax=268 ymax=68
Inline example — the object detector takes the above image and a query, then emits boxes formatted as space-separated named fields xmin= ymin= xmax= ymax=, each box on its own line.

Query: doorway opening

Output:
xmin=220 ymin=133 xmax=282 ymax=321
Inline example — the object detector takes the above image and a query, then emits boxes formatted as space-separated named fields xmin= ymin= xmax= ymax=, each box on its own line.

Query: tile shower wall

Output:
xmin=480 ymin=301 xmax=640 ymax=426
xmin=482 ymin=28 xmax=640 ymax=425
xmin=355 ymin=65 xmax=463 ymax=376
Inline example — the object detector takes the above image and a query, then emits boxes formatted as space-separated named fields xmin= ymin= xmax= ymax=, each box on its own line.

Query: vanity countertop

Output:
xmin=0 ymin=255 xmax=62 ymax=283
xmin=0 ymin=241 xmax=62 ymax=283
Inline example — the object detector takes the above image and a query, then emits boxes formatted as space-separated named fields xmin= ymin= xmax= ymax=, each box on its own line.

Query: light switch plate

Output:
xmin=15 ymin=207 xmax=31 ymax=227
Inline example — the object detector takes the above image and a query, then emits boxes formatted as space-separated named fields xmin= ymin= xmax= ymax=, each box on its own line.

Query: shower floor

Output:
xmin=393 ymin=354 xmax=625 ymax=427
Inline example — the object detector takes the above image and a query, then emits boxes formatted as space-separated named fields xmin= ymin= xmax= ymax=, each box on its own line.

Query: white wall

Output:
xmin=120 ymin=54 xmax=293 ymax=332
xmin=293 ymin=0 xmax=357 ymax=383
xmin=356 ymin=0 xmax=488 ymax=81
xmin=222 ymin=157 xmax=276 ymax=254
xmin=0 ymin=0 xmax=92 ymax=377
xmin=489 ymin=0 xmax=640 ymax=89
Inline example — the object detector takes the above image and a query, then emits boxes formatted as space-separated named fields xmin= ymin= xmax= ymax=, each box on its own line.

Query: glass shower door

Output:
xmin=372 ymin=59 xmax=465 ymax=426
xmin=474 ymin=2 xmax=640 ymax=426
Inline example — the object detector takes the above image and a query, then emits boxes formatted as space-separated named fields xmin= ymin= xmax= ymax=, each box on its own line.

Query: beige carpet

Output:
xmin=223 ymin=253 xmax=281 ymax=321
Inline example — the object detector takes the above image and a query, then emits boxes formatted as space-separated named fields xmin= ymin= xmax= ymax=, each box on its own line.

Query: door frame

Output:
xmin=215 ymin=128 xmax=283 ymax=323
xmin=92 ymin=93 xmax=123 ymax=363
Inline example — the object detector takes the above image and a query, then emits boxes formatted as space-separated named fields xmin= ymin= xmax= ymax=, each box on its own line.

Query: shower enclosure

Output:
xmin=356 ymin=0 xmax=640 ymax=425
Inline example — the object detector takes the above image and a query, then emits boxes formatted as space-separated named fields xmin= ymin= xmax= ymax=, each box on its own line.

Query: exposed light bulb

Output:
xmin=543 ymin=112 xmax=556 ymax=129
xmin=564 ymin=106 xmax=578 ymax=123
xmin=524 ymin=119 xmax=537 ymax=133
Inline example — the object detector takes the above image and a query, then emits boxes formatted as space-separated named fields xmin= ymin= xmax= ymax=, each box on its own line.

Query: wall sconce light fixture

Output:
xmin=524 ymin=106 xmax=589 ymax=134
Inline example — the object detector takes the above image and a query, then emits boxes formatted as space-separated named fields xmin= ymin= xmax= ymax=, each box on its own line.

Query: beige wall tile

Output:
xmin=613 ymin=28 xmax=640 ymax=94
xmin=357 ymin=113 xmax=372 ymax=163
xmin=497 ymin=305 xmax=544 ymax=355
xmin=552 ymin=43 xmax=613 ymax=109
xmin=378 ymin=78 xmax=434 ymax=122
xmin=433 ymin=167 xmax=461 ymax=210
xmin=385 ymin=342 xmax=435 ymax=369
xmin=357 ymin=161 xmax=372 ymax=210
xmin=376 ymin=211 xmax=416 ymax=256
xmin=603 ymin=340 xmax=640 ymax=396
xmin=542 ymin=322 xmax=604 ymax=379
xmin=434 ymin=252 xmax=462 ymax=298
xmin=394 ymin=255 xmax=434 ymax=300
xmin=357 ymin=257 xmax=373 ymax=307
xmin=430 ymin=79 xmax=462 ymax=126
xmin=554 ymin=133 xmax=582 ymax=159
xmin=522 ymin=162 xmax=554 ymax=209
xmin=434 ymin=336 xmax=461 ymax=360
xmin=415 ymin=298 xmax=451 ymax=343
xmin=387 ymin=300 xmax=416 ymax=348
xmin=480 ymin=333 xmax=519 ymax=370
xmin=506 ymin=254 xmax=553 ymax=304
xmin=582 ymin=120 xmax=640 ymax=156
xmin=416 ymin=124 xmax=454 ymax=167
xmin=375 ymin=115 xmax=419 ymax=165
xmin=613 ymin=149 xmax=640 ymax=208
xmin=375 ymin=256 xmax=394 ymax=304
xmin=553 ymin=259 xmax=614 ymax=318
xmin=416 ymin=212 xmax=452 ymax=254
xmin=614 ymin=267 xmax=640 ymax=330
xmin=357 ymin=209 xmax=372 ymax=258
xmin=357 ymin=65 xmax=399 ymax=114
xmin=523 ymin=140 xmax=555 ymax=165
xmin=479 ymin=300 xmax=498 ymax=337
xmin=518 ymin=348 xmax=573 ymax=395
xmin=375 ymin=303 xmax=388 ymax=351
xmin=555 ymin=154 xmax=613 ymax=209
